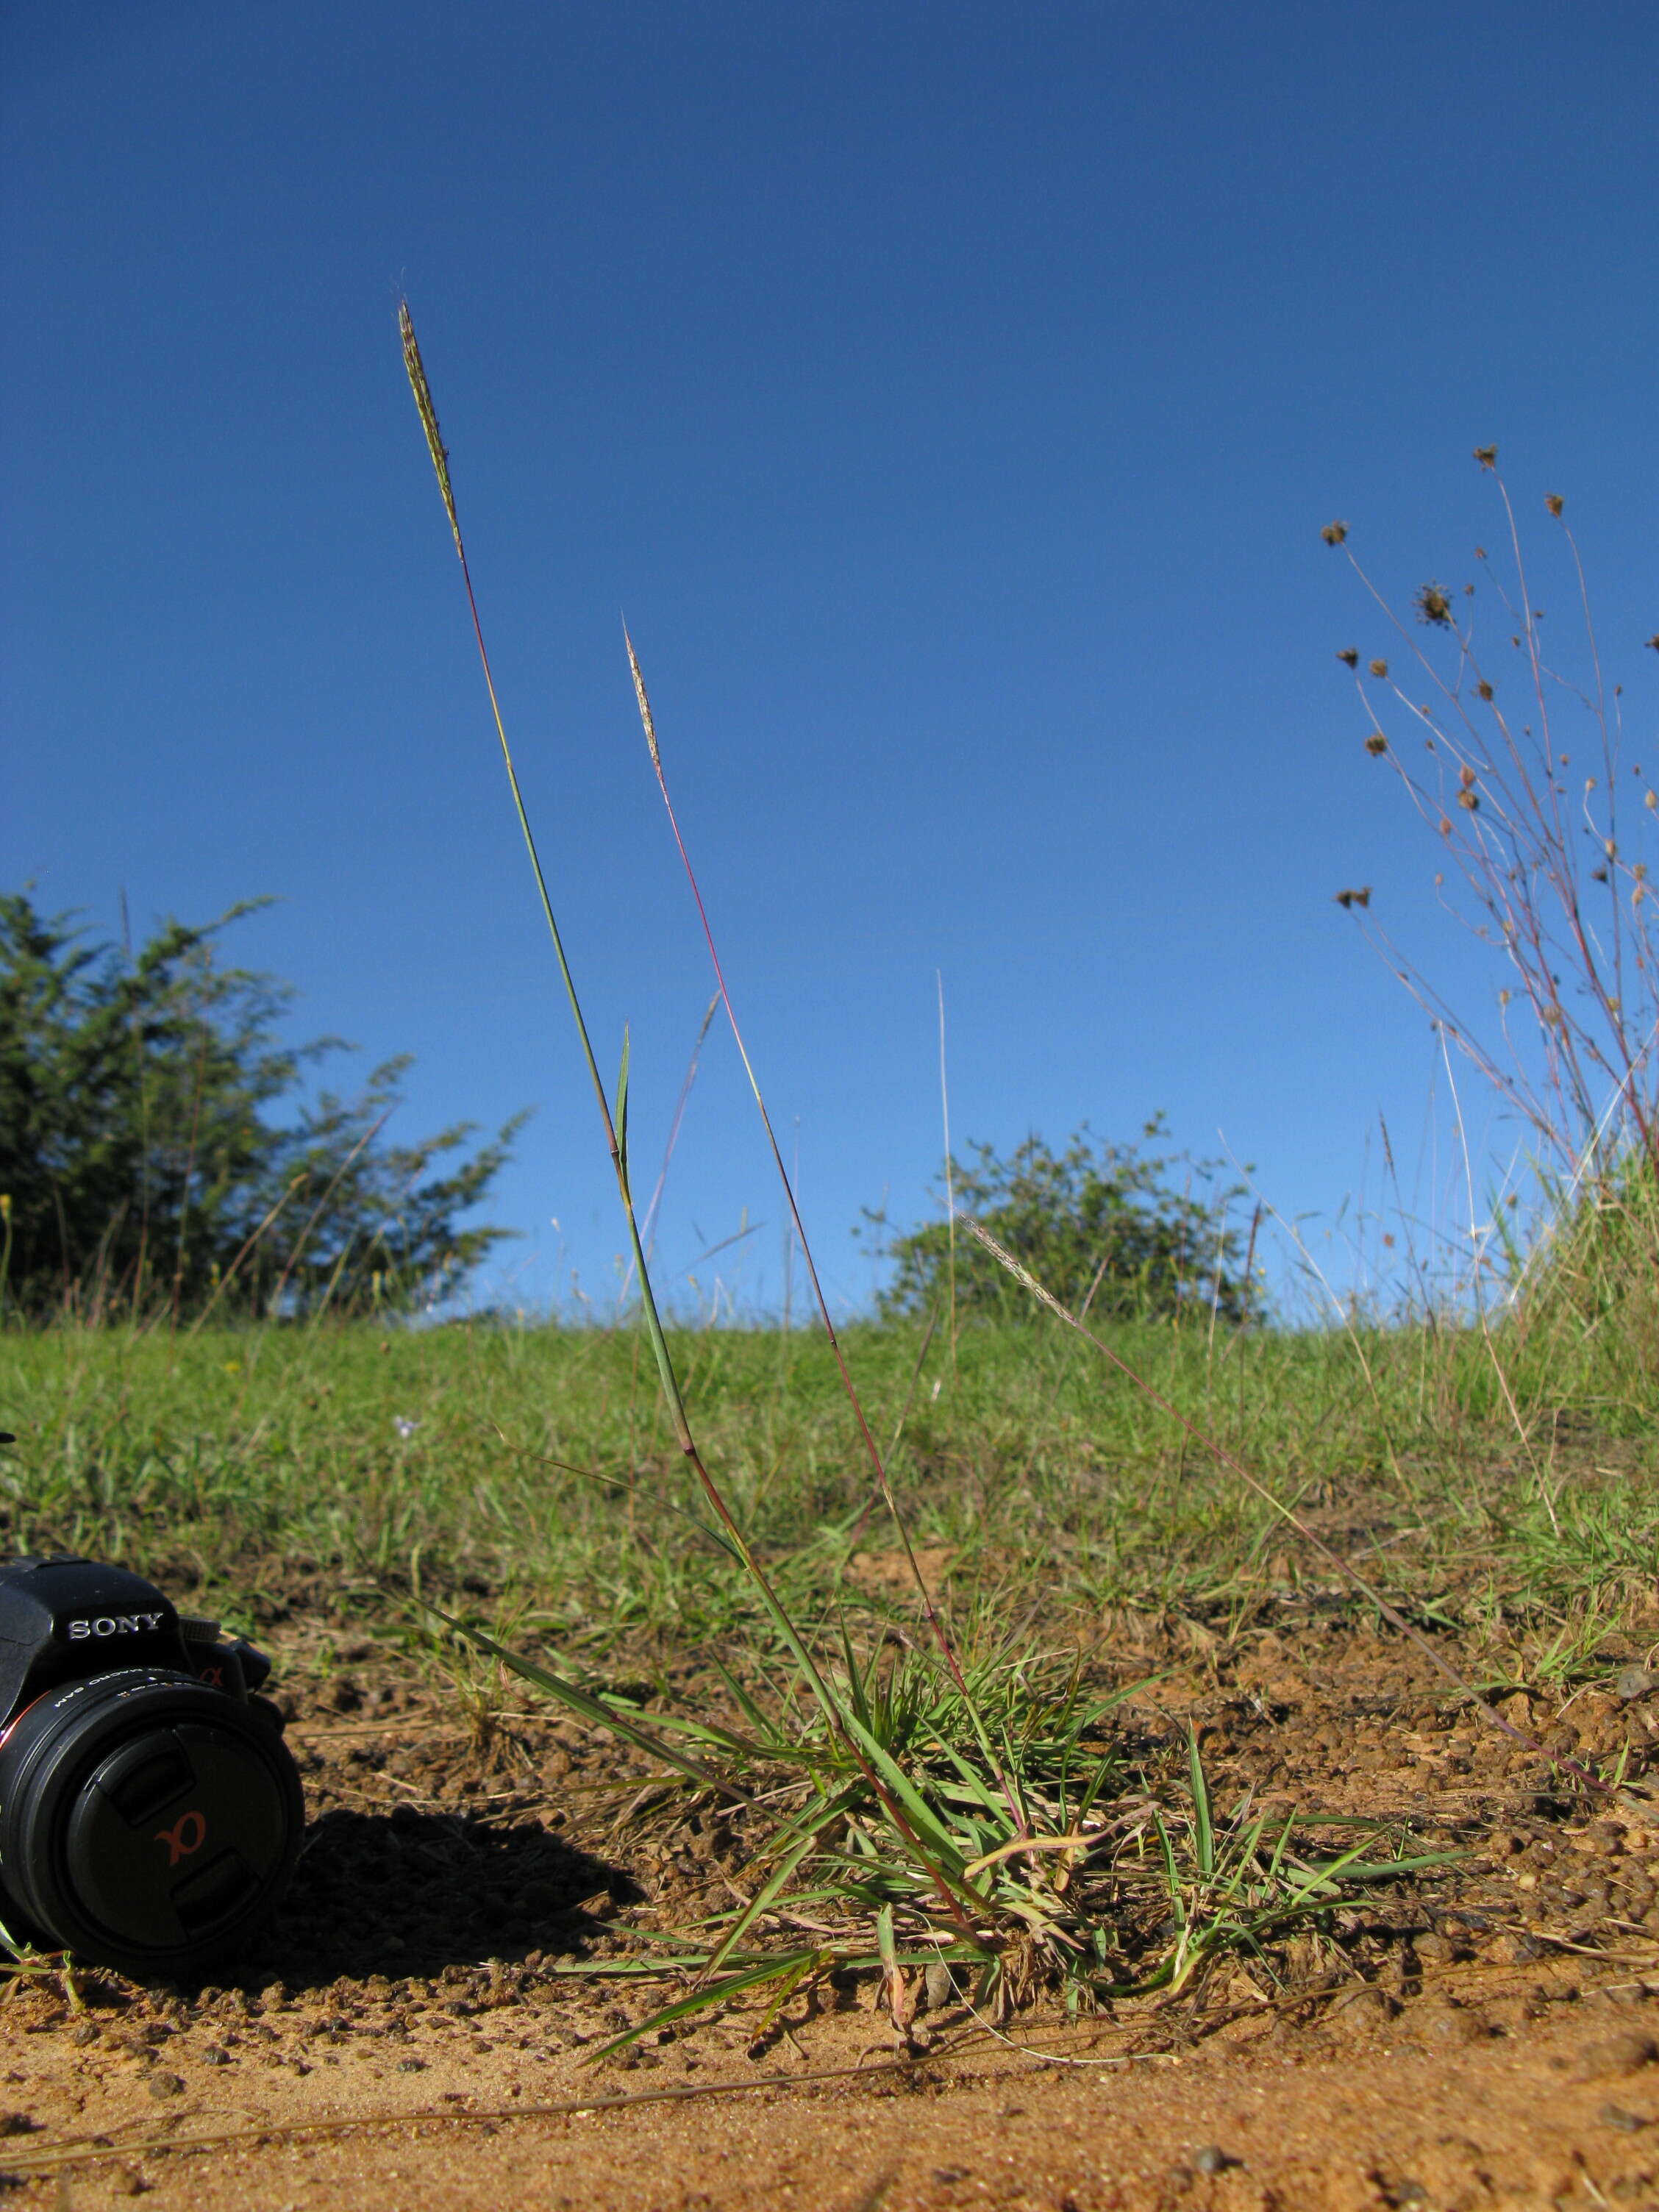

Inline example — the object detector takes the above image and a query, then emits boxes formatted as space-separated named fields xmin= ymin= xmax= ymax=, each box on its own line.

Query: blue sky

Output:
xmin=4 ymin=1 xmax=1657 ymax=1319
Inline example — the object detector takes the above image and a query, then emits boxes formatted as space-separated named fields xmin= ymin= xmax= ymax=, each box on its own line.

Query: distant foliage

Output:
xmin=0 ymin=891 xmax=524 ymax=1321
xmin=873 ymin=1122 xmax=1260 ymax=1324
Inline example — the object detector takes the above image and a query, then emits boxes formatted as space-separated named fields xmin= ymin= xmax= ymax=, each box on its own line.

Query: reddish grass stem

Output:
xmin=623 ymin=629 xmax=1018 ymax=1815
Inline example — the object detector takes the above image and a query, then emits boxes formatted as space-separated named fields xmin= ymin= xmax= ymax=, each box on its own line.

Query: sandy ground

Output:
xmin=10 ymin=1977 xmax=1659 ymax=2208
xmin=4 ymin=1585 xmax=1656 ymax=2208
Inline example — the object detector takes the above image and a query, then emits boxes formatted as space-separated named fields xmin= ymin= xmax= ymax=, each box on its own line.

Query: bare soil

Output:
xmin=7 ymin=1577 xmax=1659 ymax=2209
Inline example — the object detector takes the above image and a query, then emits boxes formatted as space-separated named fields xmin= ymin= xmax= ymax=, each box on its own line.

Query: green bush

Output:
xmin=871 ymin=1121 xmax=1260 ymax=1324
xmin=0 ymin=890 xmax=524 ymax=1321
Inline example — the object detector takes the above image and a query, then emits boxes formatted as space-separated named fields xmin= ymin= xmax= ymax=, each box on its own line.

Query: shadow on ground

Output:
xmin=250 ymin=1807 xmax=636 ymax=1988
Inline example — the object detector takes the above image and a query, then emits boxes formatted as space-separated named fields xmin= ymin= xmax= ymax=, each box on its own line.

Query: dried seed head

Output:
xmin=1439 ymin=816 xmax=1452 ymax=835
xmin=1646 ymin=636 xmax=1659 ymax=653
xmin=1337 ymin=647 xmax=1360 ymax=668
xmin=1474 ymin=444 xmax=1498 ymax=470
xmin=1415 ymin=583 xmax=1453 ymax=627
xmin=1477 ymin=680 xmax=1494 ymax=702
xmin=1459 ymin=764 xmax=1476 ymax=788
xmin=1332 ymin=886 xmax=1371 ymax=909
xmin=1458 ymin=789 xmax=1480 ymax=810
xmin=1646 ymin=791 xmax=1657 ymax=810
xmin=1365 ymin=732 xmax=1388 ymax=756
xmin=1369 ymin=658 xmax=1388 ymax=678
xmin=1321 ymin=521 xmax=1349 ymax=546
xmin=1546 ymin=493 xmax=1564 ymax=516
xmin=1499 ymin=988 xmax=1511 ymax=1006
xmin=399 ymin=301 xmax=462 ymax=557
xmin=624 ymin=627 xmax=664 ymax=774
xmin=1593 ymin=867 xmax=1610 ymax=884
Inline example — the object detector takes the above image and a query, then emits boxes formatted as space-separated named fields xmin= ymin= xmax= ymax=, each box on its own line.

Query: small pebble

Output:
xmin=1192 ymin=2146 xmax=1239 ymax=2175
xmin=1617 ymin=1667 xmax=1656 ymax=1702
xmin=0 ymin=2112 xmax=32 ymax=2138
xmin=146 ymin=2072 xmax=183 ymax=2099
xmin=69 ymin=2022 xmax=99 ymax=2048
xmin=923 ymin=1962 xmax=957 ymax=2012
xmin=201 ymin=2045 xmax=231 ymax=2067
xmin=396 ymin=2057 xmax=425 ymax=2072
xmin=107 ymin=2166 xmax=143 ymax=2197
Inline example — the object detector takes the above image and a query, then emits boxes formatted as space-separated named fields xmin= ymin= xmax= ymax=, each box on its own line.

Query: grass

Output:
xmin=1 ymin=1305 xmax=1654 ymax=1652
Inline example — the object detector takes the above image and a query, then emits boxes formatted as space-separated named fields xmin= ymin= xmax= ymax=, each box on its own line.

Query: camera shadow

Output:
xmin=243 ymin=1803 xmax=641 ymax=1990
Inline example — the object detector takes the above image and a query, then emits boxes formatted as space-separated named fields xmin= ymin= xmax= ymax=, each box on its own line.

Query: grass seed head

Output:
xmin=624 ymin=627 xmax=663 ymax=774
xmin=1337 ymin=647 xmax=1359 ymax=668
xmin=1365 ymin=732 xmax=1388 ymax=756
xmin=1321 ymin=521 xmax=1349 ymax=546
xmin=399 ymin=300 xmax=463 ymax=557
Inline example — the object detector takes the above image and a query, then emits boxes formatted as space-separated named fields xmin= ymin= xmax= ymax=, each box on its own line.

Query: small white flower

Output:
xmin=393 ymin=1416 xmax=420 ymax=1441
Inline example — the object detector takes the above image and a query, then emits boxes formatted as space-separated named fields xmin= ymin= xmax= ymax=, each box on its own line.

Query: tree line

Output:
xmin=0 ymin=891 xmax=521 ymax=1321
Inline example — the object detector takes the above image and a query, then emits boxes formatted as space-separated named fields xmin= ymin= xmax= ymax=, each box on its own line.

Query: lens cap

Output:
xmin=0 ymin=1671 xmax=302 ymax=1975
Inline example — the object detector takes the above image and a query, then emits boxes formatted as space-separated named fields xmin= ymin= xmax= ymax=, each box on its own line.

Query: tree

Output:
xmin=872 ymin=1121 xmax=1260 ymax=1324
xmin=0 ymin=891 xmax=524 ymax=1319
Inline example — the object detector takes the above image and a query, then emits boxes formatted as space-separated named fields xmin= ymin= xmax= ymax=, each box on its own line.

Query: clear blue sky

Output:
xmin=4 ymin=1 xmax=1656 ymax=1319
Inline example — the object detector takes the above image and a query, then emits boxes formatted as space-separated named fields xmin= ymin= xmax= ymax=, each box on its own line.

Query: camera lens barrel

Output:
xmin=0 ymin=1669 xmax=303 ymax=1976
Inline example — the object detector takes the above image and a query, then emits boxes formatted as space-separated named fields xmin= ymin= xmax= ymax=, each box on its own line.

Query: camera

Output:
xmin=0 ymin=1555 xmax=303 ymax=1978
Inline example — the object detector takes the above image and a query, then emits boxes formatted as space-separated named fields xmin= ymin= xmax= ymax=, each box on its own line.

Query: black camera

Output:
xmin=0 ymin=1555 xmax=303 ymax=1978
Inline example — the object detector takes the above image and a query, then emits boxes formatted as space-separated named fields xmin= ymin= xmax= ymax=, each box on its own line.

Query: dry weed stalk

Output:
xmin=1330 ymin=455 xmax=1659 ymax=1202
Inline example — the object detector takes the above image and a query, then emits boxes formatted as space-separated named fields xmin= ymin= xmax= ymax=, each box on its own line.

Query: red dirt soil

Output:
xmin=4 ymin=1591 xmax=1658 ymax=2208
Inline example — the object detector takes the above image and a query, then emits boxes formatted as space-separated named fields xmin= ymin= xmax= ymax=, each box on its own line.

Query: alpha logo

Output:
xmin=155 ymin=1811 xmax=207 ymax=1867
xmin=66 ymin=1614 xmax=166 ymax=1640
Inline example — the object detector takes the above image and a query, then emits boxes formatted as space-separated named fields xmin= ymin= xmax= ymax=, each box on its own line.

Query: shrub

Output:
xmin=871 ymin=1120 xmax=1258 ymax=1324
xmin=0 ymin=890 xmax=524 ymax=1321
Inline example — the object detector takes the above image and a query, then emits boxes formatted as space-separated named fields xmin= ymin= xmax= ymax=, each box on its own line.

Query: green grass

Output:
xmin=3 ymin=1305 xmax=1655 ymax=1652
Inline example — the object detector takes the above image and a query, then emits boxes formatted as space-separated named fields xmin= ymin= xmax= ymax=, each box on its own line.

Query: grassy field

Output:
xmin=4 ymin=1299 xmax=1653 ymax=1672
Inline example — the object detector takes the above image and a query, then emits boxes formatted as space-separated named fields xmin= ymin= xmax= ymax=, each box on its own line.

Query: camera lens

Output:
xmin=0 ymin=1669 xmax=302 ymax=1976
